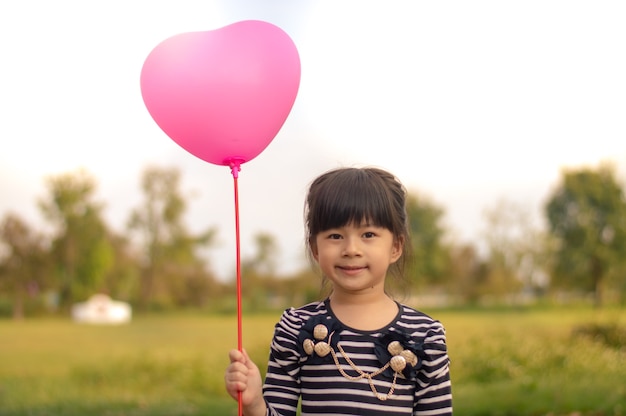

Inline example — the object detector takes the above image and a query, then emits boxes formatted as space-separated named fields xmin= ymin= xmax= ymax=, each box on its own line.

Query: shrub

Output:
xmin=572 ymin=322 xmax=626 ymax=350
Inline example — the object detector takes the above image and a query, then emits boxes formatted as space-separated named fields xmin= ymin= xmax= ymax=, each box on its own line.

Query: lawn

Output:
xmin=0 ymin=305 xmax=624 ymax=415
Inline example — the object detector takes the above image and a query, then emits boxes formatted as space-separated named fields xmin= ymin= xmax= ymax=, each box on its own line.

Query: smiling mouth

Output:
xmin=338 ymin=265 xmax=366 ymax=273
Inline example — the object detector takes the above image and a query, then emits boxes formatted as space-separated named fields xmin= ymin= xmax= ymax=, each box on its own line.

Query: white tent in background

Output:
xmin=71 ymin=294 xmax=132 ymax=324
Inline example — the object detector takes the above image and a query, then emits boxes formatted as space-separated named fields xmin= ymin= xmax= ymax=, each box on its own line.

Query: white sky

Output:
xmin=1 ymin=1 xmax=625 ymax=281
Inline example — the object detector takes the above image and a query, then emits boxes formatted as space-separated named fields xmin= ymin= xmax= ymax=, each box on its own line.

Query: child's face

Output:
xmin=311 ymin=221 xmax=402 ymax=296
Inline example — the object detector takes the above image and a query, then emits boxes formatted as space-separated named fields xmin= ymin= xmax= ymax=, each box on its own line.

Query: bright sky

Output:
xmin=1 ymin=1 xmax=625 ymax=280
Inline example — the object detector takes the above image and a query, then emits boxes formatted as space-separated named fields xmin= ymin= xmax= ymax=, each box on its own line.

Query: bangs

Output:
xmin=307 ymin=169 xmax=394 ymax=235
xmin=304 ymin=166 xmax=410 ymax=282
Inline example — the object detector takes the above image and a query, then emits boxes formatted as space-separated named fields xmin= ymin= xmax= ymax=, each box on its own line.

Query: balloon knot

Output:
xmin=226 ymin=158 xmax=245 ymax=178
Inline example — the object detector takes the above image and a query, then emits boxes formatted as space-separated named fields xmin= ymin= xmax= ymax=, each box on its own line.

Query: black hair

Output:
xmin=304 ymin=167 xmax=411 ymax=280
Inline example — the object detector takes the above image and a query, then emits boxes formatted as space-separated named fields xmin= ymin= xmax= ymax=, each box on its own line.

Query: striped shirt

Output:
xmin=263 ymin=299 xmax=452 ymax=415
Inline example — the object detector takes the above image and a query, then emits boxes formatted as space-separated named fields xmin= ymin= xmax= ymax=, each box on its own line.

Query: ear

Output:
xmin=390 ymin=237 xmax=403 ymax=263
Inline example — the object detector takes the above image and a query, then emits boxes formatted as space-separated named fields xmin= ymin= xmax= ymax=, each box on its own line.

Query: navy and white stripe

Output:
xmin=262 ymin=300 xmax=452 ymax=416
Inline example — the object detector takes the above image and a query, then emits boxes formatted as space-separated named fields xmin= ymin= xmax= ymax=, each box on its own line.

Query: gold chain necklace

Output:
xmin=303 ymin=325 xmax=416 ymax=401
xmin=329 ymin=342 xmax=398 ymax=401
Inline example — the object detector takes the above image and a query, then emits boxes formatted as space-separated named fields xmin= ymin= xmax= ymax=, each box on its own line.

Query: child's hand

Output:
xmin=225 ymin=348 xmax=266 ymax=416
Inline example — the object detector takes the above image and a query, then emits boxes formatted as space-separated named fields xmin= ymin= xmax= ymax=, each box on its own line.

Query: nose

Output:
xmin=342 ymin=236 xmax=362 ymax=257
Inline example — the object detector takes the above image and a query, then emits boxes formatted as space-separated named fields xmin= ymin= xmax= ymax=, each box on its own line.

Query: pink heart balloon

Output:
xmin=140 ymin=20 xmax=301 ymax=167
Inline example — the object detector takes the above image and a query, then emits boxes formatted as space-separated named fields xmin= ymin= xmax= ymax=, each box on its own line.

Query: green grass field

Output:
xmin=0 ymin=305 xmax=624 ymax=415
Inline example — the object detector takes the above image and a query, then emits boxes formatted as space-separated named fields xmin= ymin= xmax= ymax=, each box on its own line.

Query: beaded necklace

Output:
xmin=302 ymin=323 xmax=419 ymax=401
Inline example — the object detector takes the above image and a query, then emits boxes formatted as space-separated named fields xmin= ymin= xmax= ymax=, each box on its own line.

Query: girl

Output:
xmin=225 ymin=167 xmax=452 ymax=415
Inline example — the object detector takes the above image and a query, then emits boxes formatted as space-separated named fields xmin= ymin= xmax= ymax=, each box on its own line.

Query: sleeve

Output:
xmin=413 ymin=321 xmax=453 ymax=416
xmin=262 ymin=308 xmax=304 ymax=416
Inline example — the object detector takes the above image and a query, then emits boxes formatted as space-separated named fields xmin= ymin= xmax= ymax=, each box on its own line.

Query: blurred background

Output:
xmin=1 ymin=1 xmax=625 ymax=415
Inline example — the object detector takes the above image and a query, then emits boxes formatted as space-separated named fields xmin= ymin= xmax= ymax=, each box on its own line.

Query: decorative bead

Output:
xmin=303 ymin=339 xmax=315 ymax=355
xmin=313 ymin=324 xmax=329 ymax=341
xmin=400 ymin=349 xmax=418 ymax=367
xmin=387 ymin=340 xmax=404 ymax=356
xmin=314 ymin=341 xmax=331 ymax=357
xmin=390 ymin=355 xmax=407 ymax=373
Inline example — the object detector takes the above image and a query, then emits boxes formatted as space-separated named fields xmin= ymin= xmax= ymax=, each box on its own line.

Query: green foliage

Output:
xmin=545 ymin=163 xmax=626 ymax=306
xmin=6 ymin=162 xmax=626 ymax=316
xmin=38 ymin=169 xmax=117 ymax=306
xmin=478 ymin=199 xmax=549 ymax=299
xmin=405 ymin=191 xmax=450 ymax=286
xmin=127 ymin=166 xmax=219 ymax=309
xmin=0 ymin=214 xmax=50 ymax=318
xmin=572 ymin=322 xmax=626 ymax=349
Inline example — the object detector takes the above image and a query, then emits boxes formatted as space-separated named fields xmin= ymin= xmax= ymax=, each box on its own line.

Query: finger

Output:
xmin=226 ymin=361 xmax=248 ymax=377
xmin=228 ymin=348 xmax=244 ymax=363
xmin=225 ymin=373 xmax=247 ymax=387
xmin=225 ymin=379 xmax=246 ymax=399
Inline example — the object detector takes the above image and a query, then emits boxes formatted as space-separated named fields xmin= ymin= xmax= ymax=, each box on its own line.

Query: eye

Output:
xmin=363 ymin=231 xmax=376 ymax=238
xmin=328 ymin=233 xmax=342 ymax=240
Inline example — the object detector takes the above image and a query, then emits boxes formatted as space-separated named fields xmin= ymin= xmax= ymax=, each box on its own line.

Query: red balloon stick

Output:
xmin=229 ymin=160 xmax=244 ymax=416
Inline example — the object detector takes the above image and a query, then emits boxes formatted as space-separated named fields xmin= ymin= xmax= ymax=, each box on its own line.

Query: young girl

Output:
xmin=225 ymin=167 xmax=452 ymax=415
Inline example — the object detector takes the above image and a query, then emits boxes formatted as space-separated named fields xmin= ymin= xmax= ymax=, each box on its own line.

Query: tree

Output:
xmin=39 ymin=169 xmax=115 ymax=306
xmin=238 ymin=232 xmax=281 ymax=310
xmin=545 ymin=164 xmax=626 ymax=306
xmin=241 ymin=232 xmax=279 ymax=278
xmin=405 ymin=191 xmax=450 ymax=288
xmin=446 ymin=242 xmax=486 ymax=304
xmin=128 ymin=166 xmax=218 ymax=308
xmin=100 ymin=233 xmax=141 ymax=303
xmin=0 ymin=213 xmax=49 ymax=318
xmin=478 ymin=198 xmax=549 ymax=302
